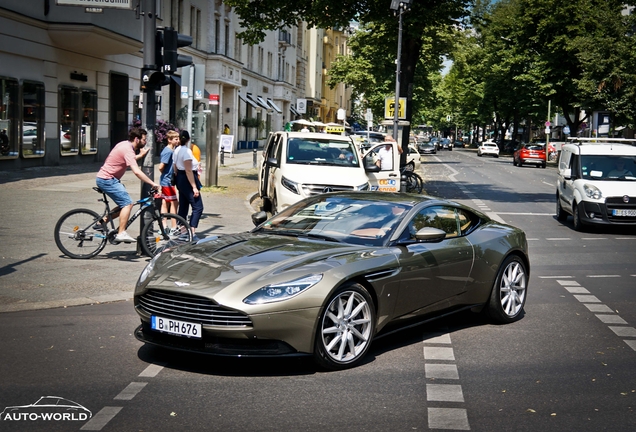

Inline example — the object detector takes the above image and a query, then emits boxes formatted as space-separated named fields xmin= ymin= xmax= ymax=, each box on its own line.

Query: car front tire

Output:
xmin=572 ymin=202 xmax=586 ymax=232
xmin=487 ymin=255 xmax=527 ymax=323
xmin=556 ymin=195 xmax=568 ymax=221
xmin=314 ymin=283 xmax=376 ymax=370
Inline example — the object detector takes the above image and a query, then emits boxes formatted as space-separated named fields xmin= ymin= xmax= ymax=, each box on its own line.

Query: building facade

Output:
xmin=0 ymin=0 xmax=350 ymax=171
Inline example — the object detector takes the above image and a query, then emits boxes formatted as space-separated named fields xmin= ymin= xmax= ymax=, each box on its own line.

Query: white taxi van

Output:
xmin=258 ymin=132 xmax=401 ymax=214
xmin=556 ymin=137 xmax=636 ymax=231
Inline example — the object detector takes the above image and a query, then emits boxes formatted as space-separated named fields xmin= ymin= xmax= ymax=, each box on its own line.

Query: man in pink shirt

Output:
xmin=96 ymin=128 xmax=159 ymax=243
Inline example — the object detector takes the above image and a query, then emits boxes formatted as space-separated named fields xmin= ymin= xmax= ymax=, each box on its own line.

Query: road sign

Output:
xmin=563 ymin=125 xmax=570 ymax=135
xmin=545 ymin=121 xmax=551 ymax=127
xmin=56 ymin=0 xmax=132 ymax=9
xmin=384 ymin=97 xmax=406 ymax=120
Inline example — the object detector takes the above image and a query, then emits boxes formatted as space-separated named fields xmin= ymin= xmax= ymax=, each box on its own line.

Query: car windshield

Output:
xmin=581 ymin=155 xmax=636 ymax=180
xmin=525 ymin=144 xmax=544 ymax=151
xmin=256 ymin=195 xmax=410 ymax=246
xmin=286 ymin=137 xmax=360 ymax=167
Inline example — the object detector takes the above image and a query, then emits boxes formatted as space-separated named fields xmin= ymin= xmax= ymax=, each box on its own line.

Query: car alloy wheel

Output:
xmin=314 ymin=283 xmax=375 ymax=370
xmin=487 ymin=255 xmax=527 ymax=323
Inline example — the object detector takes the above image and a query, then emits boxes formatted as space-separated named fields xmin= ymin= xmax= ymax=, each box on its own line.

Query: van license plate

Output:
xmin=151 ymin=316 xmax=201 ymax=338
xmin=612 ymin=209 xmax=636 ymax=217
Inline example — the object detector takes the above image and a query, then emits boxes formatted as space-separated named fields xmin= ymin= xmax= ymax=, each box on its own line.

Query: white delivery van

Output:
xmin=258 ymin=132 xmax=400 ymax=214
xmin=556 ymin=137 xmax=636 ymax=231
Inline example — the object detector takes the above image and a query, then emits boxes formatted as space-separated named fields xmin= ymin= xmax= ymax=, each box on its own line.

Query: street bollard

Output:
xmin=253 ymin=148 xmax=257 ymax=168
xmin=220 ymin=145 xmax=225 ymax=166
xmin=400 ymin=173 xmax=407 ymax=192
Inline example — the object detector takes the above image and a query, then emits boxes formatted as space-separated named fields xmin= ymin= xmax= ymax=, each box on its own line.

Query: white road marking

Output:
xmin=624 ymin=340 xmax=636 ymax=351
xmin=426 ymin=384 xmax=465 ymax=402
xmin=114 ymin=382 xmax=148 ymax=401
xmin=596 ymin=314 xmax=627 ymax=324
xmin=587 ymin=274 xmax=621 ymax=278
xmin=539 ymin=275 xmax=573 ymax=279
xmin=546 ymin=237 xmax=572 ymax=241
xmin=584 ymin=304 xmax=614 ymax=313
xmin=573 ymin=294 xmax=601 ymax=303
xmin=139 ymin=363 xmax=165 ymax=377
xmin=428 ymin=408 xmax=470 ymax=430
xmin=497 ymin=212 xmax=554 ymax=216
xmin=425 ymin=333 xmax=452 ymax=344
xmin=80 ymin=407 xmax=123 ymax=431
xmin=424 ymin=346 xmax=455 ymax=361
xmin=558 ymin=280 xmax=580 ymax=286
xmin=425 ymin=364 xmax=460 ymax=380
xmin=564 ymin=287 xmax=590 ymax=294
xmin=609 ymin=326 xmax=636 ymax=337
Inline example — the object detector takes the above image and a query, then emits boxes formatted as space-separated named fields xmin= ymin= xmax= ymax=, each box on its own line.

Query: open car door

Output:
xmin=363 ymin=142 xmax=401 ymax=192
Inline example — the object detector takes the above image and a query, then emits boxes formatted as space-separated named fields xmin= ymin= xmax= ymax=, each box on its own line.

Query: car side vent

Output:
xmin=364 ymin=268 xmax=399 ymax=282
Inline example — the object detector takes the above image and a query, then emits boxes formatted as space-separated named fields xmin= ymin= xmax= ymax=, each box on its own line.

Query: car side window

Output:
xmin=407 ymin=206 xmax=459 ymax=239
xmin=558 ymin=150 xmax=571 ymax=171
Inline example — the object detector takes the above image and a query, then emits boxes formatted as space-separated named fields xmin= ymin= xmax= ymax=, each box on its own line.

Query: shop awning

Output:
xmin=256 ymin=95 xmax=272 ymax=110
xmin=267 ymin=98 xmax=282 ymax=113
xmin=239 ymin=93 xmax=259 ymax=109
xmin=290 ymin=105 xmax=300 ymax=116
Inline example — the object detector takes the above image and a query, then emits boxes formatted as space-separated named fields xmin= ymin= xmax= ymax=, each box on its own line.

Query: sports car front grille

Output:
xmin=301 ymin=183 xmax=356 ymax=196
xmin=137 ymin=290 xmax=252 ymax=327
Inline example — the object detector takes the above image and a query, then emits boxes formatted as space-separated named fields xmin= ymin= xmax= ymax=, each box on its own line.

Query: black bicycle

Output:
xmin=400 ymin=166 xmax=423 ymax=194
xmin=54 ymin=187 xmax=193 ymax=259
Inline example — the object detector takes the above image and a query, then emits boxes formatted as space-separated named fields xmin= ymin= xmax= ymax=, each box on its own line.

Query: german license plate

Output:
xmin=612 ymin=209 xmax=636 ymax=217
xmin=151 ymin=316 xmax=201 ymax=338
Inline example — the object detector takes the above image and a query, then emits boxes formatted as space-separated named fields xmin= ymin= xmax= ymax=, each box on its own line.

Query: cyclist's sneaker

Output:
xmin=115 ymin=231 xmax=136 ymax=243
xmin=92 ymin=222 xmax=105 ymax=231
xmin=169 ymin=228 xmax=181 ymax=236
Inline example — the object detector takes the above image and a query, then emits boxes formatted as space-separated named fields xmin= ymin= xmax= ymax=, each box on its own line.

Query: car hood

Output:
xmin=139 ymin=232 xmax=386 ymax=303
xmin=281 ymin=163 xmax=367 ymax=186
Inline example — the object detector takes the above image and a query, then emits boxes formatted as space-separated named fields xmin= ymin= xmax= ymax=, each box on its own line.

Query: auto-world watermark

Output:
xmin=1 ymin=396 xmax=92 ymax=422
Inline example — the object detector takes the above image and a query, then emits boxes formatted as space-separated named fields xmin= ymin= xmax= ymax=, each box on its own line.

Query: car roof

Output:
xmin=563 ymin=142 xmax=636 ymax=156
xmin=278 ymin=131 xmax=353 ymax=142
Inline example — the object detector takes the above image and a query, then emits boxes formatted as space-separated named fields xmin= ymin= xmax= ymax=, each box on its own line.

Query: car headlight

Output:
xmin=583 ymin=183 xmax=602 ymax=200
xmin=356 ymin=182 xmax=370 ymax=191
xmin=243 ymin=274 xmax=323 ymax=305
xmin=137 ymin=252 xmax=162 ymax=287
xmin=281 ymin=176 xmax=300 ymax=195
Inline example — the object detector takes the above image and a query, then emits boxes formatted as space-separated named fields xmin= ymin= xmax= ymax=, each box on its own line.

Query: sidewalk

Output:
xmin=0 ymin=150 xmax=261 ymax=313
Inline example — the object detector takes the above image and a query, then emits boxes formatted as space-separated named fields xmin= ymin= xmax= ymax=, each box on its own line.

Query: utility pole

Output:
xmin=140 ymin=0 xmax=158 ymax=197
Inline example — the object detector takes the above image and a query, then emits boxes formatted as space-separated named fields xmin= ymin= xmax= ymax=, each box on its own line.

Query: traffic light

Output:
xmin=162 ymin=27 xmax=193 ymax=75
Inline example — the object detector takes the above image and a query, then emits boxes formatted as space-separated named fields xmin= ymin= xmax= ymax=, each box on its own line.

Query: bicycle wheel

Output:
xmin=404 ymin=172 xmax=423 ymax=194
xmin=140 ymin=212 xmax=193 ymax=257
xmin=54 ymin=209 xmax=108 ymax=259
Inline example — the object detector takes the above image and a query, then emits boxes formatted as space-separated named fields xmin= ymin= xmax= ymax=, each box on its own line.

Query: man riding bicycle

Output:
xmin=96 ymin=127 xmax=159 ymax=243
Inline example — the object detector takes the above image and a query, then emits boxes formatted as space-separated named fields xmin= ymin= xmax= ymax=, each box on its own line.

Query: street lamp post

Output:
xmin=390 ymin=0 xmax=412 ymax=145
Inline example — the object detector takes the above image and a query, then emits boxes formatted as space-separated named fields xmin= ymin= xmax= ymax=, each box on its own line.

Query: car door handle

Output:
xmin=389 ymin=173 xmax=398 ymax=177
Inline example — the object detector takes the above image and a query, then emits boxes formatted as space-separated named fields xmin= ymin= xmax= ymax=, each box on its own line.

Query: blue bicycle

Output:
xmin=54 ymin=187 xmax=192 ymax=259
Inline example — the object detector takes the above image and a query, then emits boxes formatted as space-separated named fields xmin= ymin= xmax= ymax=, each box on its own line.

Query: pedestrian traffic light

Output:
xmin=162 ymin=27 xmax=193 ymax=75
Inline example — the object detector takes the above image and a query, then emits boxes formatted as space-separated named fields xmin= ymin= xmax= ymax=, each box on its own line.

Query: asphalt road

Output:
xmin=1 ymin=148 xmax=635 ymax=431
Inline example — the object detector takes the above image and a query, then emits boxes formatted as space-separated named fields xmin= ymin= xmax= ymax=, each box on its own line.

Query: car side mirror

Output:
xmin=251 ymin=211 xmax=268 ymax=226
xmin=414 ymin=227 xmax=447 ymax=242
xmin=562 ymin=168 xmax=572 ymax=180
xmin=266 ymin=157 xmax=278 ymax=167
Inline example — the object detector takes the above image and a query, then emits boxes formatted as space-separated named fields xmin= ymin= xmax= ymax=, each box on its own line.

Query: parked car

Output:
xmin=133 ymin=191 xmax=529 ymax=370
xmin=418 ymin=141 xmax=436 ymax=155
xmin=556 ymin=138 xmax=636 ymax=231
xmin=477 ymin=140 xmax=500 ymax=158
xmin=405 ymin=144 xmax=421 ymax=171
xmin=513 ymin=143 xmax=546 ymax=168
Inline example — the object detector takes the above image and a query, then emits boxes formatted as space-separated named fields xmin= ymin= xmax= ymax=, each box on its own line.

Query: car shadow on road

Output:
xmin=135 ymin=310 xmax=501 ymax=377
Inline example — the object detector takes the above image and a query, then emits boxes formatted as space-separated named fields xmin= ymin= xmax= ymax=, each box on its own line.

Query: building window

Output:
xmin=224 ymin=22 xmax=230 ymax=56
xmin=21 ymin=81 xmax=45 ymax=158
xmin=59 ymin=86 xmax=80 ymax=155
xmin=234 ymin=33 xmax=242 ymax=60
xmin=247 ymin=46 xmax=254 ymax=70
xmin=0 ymin=77 xmax=19 ymax=159
xmin=81 ymin=90 xmax=97 ymax=155
xmin=267 ymin=52 xmax=273 ymax=78
xmin=258 ymin=47 xmax=264 ymax=74
xmin=215 ymin=17 xmax=220 ymax=53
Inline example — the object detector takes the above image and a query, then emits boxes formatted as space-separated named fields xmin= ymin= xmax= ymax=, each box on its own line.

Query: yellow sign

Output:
xmin=384 ymin=97 xmax=406 ymax=120
xmin=326 ymin=125 xmax=345 ymax=134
